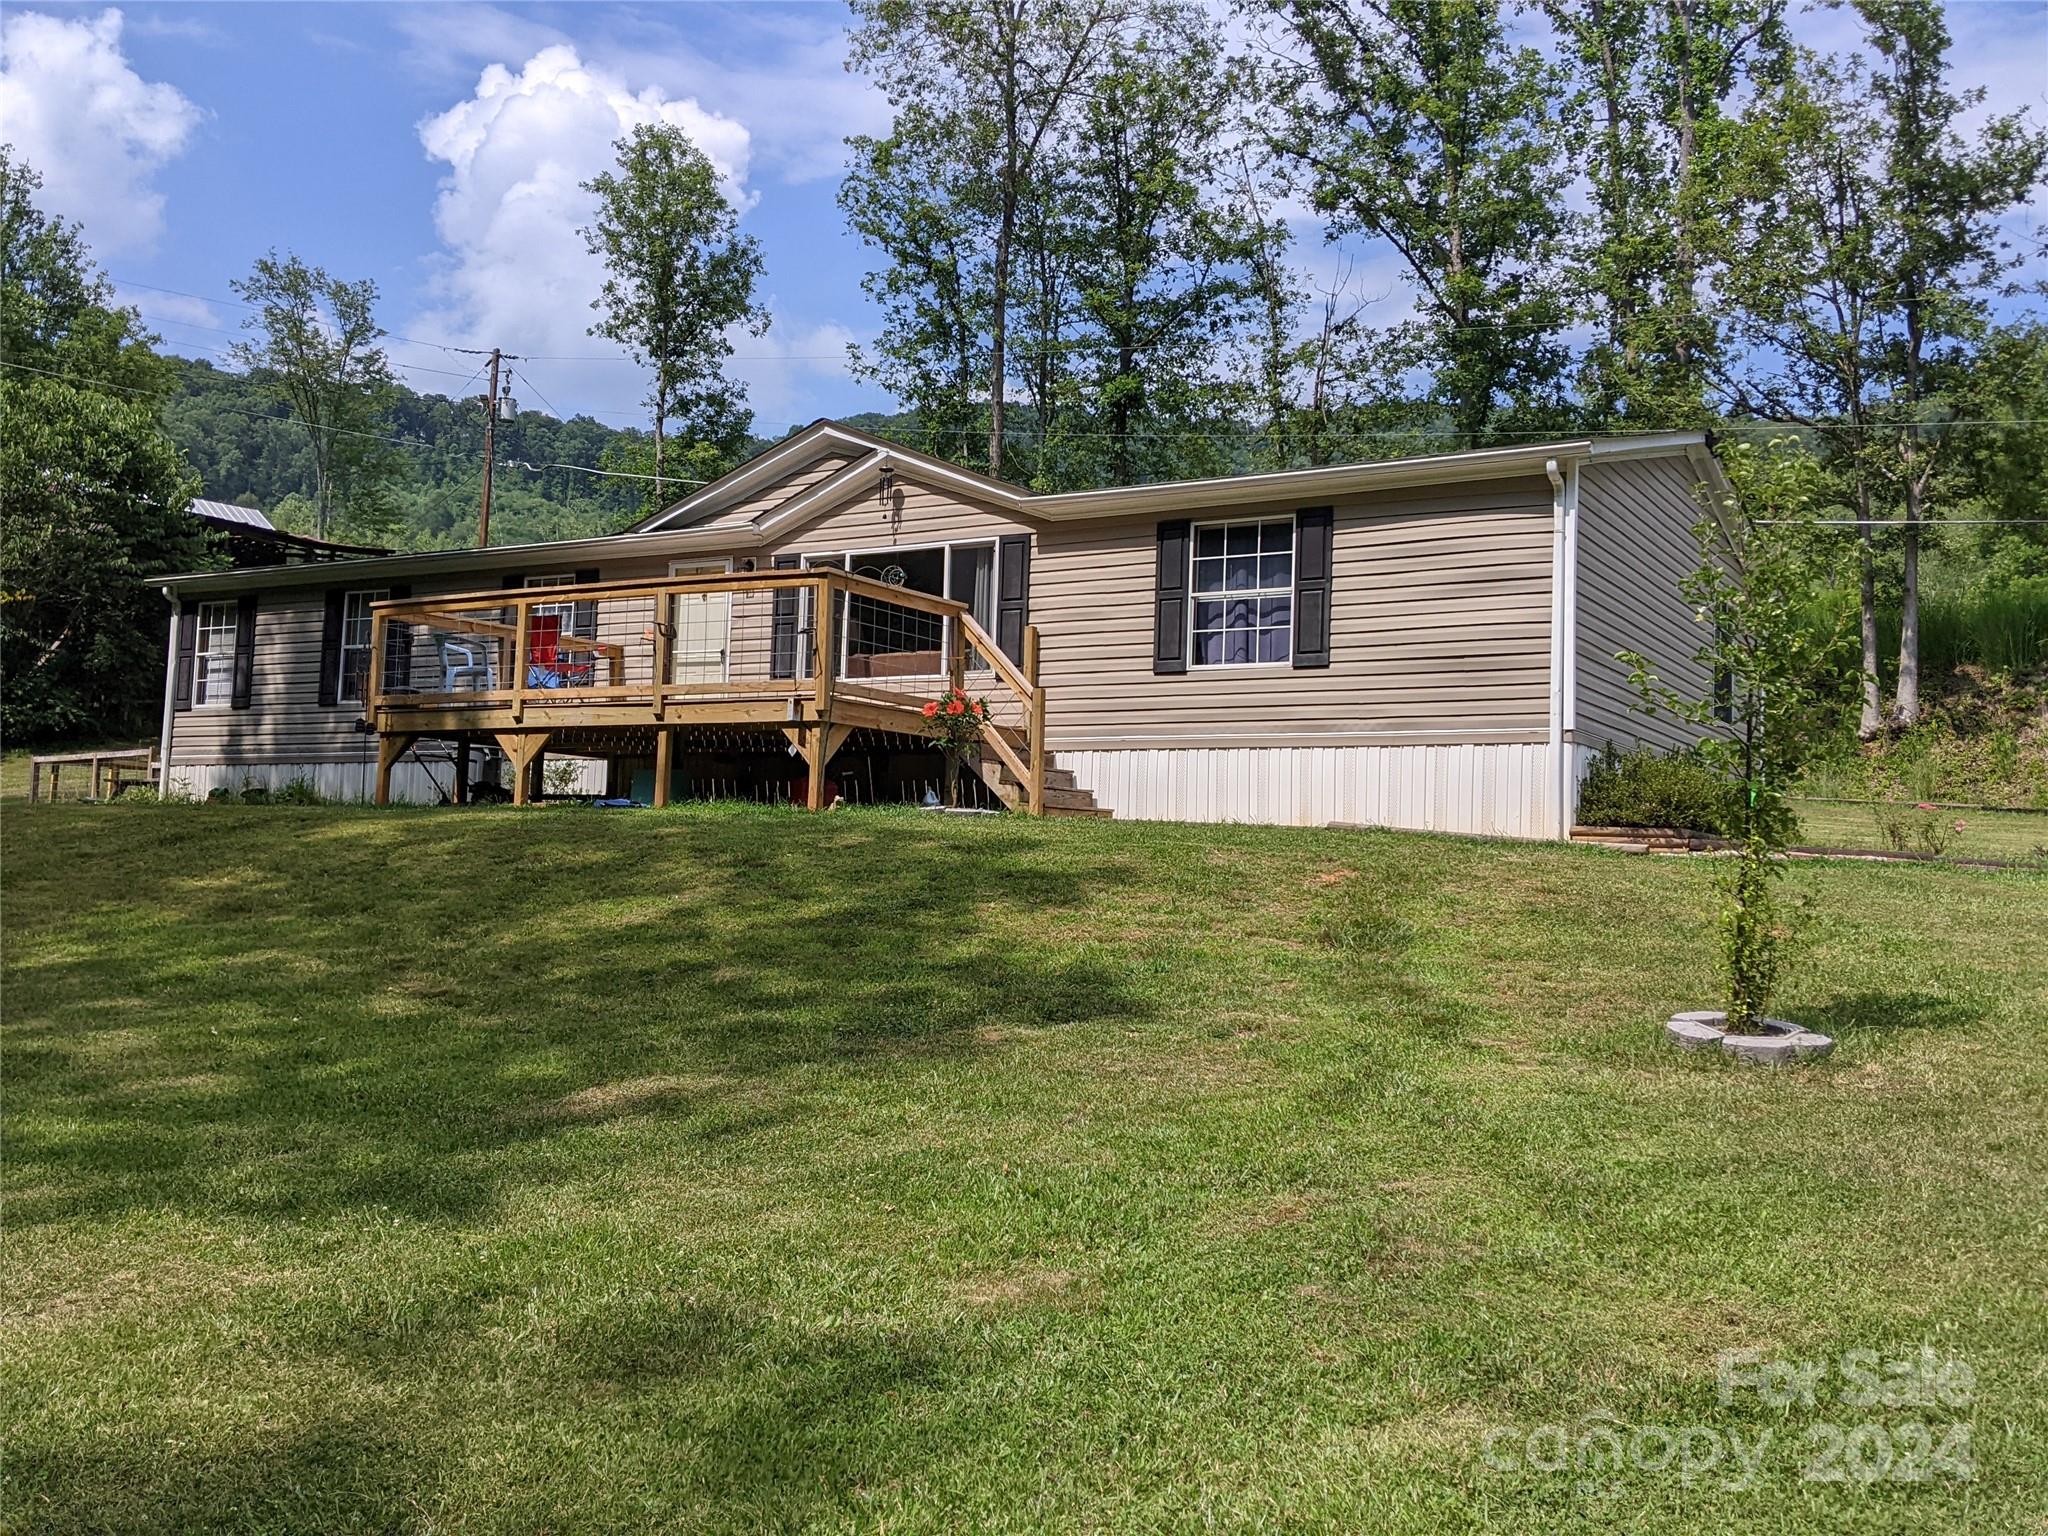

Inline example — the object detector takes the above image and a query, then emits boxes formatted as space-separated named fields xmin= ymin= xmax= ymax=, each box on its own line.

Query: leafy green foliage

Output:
xmin=1542 ymin=0 xmax=1786 ymax=426
xmin=229 ymin=252 xmax=404 ymax=543
xmin=0 ymin=149 xmax=210 ymax=744
xmin=160 ymin=357 xmax=655 ymax=549
xmin=1576 ymin=744 xmax=1737 ymax=834
xmin=1259 ymin=0 xmax=1577 ymax=443
xmin=580 ymin=123 xmax=767 ymax=502
xmin=845 ymin=0 xmax=1270 ymax=486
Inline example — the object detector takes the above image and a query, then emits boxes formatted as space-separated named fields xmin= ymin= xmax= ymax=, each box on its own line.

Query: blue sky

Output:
xmin=4 ymin=1 xmax=2045 ymax=441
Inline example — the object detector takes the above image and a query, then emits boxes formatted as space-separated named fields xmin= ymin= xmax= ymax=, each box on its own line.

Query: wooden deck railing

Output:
xmin=367 ymin=569 xmax=1045 ymax=812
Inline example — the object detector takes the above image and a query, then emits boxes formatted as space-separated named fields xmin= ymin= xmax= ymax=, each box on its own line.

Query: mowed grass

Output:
xmin=1789 ymin=797 xmax=2048 ymax=863
xmin=3 ymin=803 xmax=2044 ymax=1534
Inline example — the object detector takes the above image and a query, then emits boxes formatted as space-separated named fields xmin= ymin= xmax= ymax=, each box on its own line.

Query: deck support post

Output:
xmin=375 ymin=733 xmax=417 ymax=806
xmin=653 ymin=727 xmax=673 ymax=807
xmin=1024 ymin=625 xmax=1046 ymax=818
xmin=453 ymin=739 xmax=471 ymax=805
xmin=805 ymin=725 xmax=828 ymax=811
xmin=493 ymin=732 xmax=546 ymax=806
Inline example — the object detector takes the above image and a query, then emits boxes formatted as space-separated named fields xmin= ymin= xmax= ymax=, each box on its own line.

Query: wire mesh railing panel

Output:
xmin=380 ymin=614 xmax=517 ymax=701
xmin=957 ymin=626 xmax=1029 ymax=737
xmin=841 ymin=591 xmax=946 ymax=691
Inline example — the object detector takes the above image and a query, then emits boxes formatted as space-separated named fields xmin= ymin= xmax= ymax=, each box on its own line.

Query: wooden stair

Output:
xmin=974 ymin=750 xmax=1111 ymax=818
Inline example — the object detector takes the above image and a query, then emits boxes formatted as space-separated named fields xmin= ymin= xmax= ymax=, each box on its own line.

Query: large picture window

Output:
xmin=337 ymin=589 xmax=388 ymax=702
xmin=194 ymin=600 xmax=238 ymax=707
xmin=1191 ymin=517 xmax=1293 ymax=666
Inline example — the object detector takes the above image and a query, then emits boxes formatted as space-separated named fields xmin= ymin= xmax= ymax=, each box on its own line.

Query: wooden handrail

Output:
xmin=957 ymin=612 xmax=1035 ymax=703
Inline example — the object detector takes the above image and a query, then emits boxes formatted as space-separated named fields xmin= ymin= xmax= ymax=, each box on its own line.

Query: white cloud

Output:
xmin=0 ymin=8 xmax=201 ymax=255
xmin=410 ymin=42 xmax=862 ymax=430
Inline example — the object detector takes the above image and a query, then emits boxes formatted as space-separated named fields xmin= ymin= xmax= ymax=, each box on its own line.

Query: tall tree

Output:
xmin=1228 ymin=154 xmax=1368 ymax=470
xmin=1725 ymin=13 xmax=2046 ymax=733
xmin=1543 ymin=0 xmax=1787 ymax=423
xmin=1721 ymin=51 xmax=1892 ymax=736
xmin=1 ymin=149 xmax=208 ymax=743
xmin=846 ymin=0 xmax=1132 ymax=478
xmin=1852 ymin=0 xmax=2047 ymax=724
xmin=1053 ymin=20 xmax=1263 ymax=488
xmin=1258 ymin=0 xmax=1576 ymax=444
xmin=581 ymin=123 xmax=768 ymax=507
xmin=840 ymin=109 xmax=994 ymax=466
xmin=229 ymin=253 xmax=402 ymax=542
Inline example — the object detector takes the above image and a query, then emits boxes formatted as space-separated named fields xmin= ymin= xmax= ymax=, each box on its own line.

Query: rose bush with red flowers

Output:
xmin=923 ymin=686 xmax=988 ymax=758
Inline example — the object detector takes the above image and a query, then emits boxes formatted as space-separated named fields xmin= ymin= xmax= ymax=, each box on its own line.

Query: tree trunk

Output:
xmin=1667 ymin=0 xmax=1699 ymax=377
xmin=990 ymin=219 xmax=1010 ymax=477
xmin=1896 ymin=515 xmax=1920 ymax=726
xmin=1856 ymin=494 xmax=1883 ymax=739
xmin=653 ymin=406 xmax=666 ymax=510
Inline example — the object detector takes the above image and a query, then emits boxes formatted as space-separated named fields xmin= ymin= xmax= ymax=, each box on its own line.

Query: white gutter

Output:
xmin=156 ymin=588 xmax=179 ymax=795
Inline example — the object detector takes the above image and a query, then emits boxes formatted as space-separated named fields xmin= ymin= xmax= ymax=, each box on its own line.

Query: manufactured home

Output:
xmin=150 ymin=421 xmax=1725 ymax=838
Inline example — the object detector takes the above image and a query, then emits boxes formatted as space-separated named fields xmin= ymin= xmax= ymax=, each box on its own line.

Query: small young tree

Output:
xmin=582 ymin=123 xmax=768 ymax=508
xmin=1621 ymin=441 xmax=1857 ymax=1030
xmin=230 ymin=252 xmax=401 ymax=542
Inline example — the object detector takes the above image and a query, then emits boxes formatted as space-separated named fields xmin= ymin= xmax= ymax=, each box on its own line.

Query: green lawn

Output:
xmin=5 ymin=803 xmax=2044 ymax=1534
xmin=1789 ymin=797 xmax=2048 ymax=863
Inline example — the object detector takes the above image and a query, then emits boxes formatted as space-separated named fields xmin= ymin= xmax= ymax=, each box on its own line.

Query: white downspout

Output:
xmin=1561 ymin=460 xmax=1582 ymax=782
xmin=1544 ymin=459 xmax=1568 ymax=839
xmin=157 ymin=588 xmax=180 ymax=795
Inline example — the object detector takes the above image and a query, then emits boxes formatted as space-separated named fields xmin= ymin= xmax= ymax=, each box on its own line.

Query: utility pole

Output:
xmin=478 ymin=347 xmax=501 ymax=548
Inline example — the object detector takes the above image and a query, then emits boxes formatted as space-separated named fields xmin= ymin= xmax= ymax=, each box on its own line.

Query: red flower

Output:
xmin=946 ymin=699 xmax=965 ymax=716
xmin=922 ymin=700 xmax=939 ymax=718
xmin=971 ymin=700 xmax=985 ymax=717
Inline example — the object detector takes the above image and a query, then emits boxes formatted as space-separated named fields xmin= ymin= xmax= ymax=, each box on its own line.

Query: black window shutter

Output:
xmin=173 ymin=606 xmax=198 ymax=711
xmin=996 ymin=533 xmax=1031 ymax=662
xmin=501 ymin=572 xmax=526 ymax=589
xmin=385 ymin=583 xmax=414 ymax=695
xmin=229 ymin=595 xmax=258 ymax=709
xmin=770 ymin=554 xmax=800 ymax=678
xmin=1292 ymin=507 xmax=1334 ymax=669
xmin=571 ymin=568 xmax=600 ymax=639
xmin=1153 ymin=519 xmax=1191 ymax=675
xmin=317 ymin=589 xmax=344 ymax=706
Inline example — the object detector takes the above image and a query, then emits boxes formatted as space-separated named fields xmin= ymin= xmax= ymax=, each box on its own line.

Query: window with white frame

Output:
xmin=337 ymin=589 xmax=389 ymax=702
xmin=194 ymin=600 xmax=238 ymax=707
xmin=1191 ymin=517 xmax=1293 ymax=666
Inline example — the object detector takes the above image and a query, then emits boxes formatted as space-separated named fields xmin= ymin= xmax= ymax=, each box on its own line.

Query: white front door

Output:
xmin=668 ymin=560 xmax=730 ymax=683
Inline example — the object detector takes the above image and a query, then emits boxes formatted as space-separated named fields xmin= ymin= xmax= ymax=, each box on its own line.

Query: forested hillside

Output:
xmin=164 ymin=358 xmax=660 ymax=550
xmin=160 ymin=358 xmax=945 ymax=551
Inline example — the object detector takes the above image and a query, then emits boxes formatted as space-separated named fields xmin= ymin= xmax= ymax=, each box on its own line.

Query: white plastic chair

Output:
xmin=441 ymin=637 xmax=497 ymax=692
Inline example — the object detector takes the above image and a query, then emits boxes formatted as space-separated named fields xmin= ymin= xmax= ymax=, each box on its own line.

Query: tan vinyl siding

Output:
xmin=170 ymin=587 xmax=374 ymax=765
xmin=758 ymin=472 xmax=1033 ymax=557
xmin=697 ymin=452 xmax=858 ymax=528
xmin=1033 ymin=477 xmax=1556 ymax=749
xmin=1574 ymin=457 xmax=1715 ymax=755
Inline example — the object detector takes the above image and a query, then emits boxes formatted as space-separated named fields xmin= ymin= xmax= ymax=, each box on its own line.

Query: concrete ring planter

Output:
xmin=1665 ymin=1010 xmax=1834 ymax=1065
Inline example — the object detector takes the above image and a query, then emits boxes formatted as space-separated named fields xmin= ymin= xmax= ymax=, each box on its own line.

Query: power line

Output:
xmin=503 ymin=458 xmax=709 ymax=487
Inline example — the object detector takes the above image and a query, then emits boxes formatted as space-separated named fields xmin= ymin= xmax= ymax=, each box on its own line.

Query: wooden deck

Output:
xmin=368 ymin=568 xmax=1055 ymax=813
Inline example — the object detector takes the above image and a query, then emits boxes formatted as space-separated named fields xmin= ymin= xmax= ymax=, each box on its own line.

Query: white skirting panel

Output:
xmin=167 ymin=755 xmax=607 ymax=805
xmin=1056 ymin=743 xmax=1569 ymax=840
